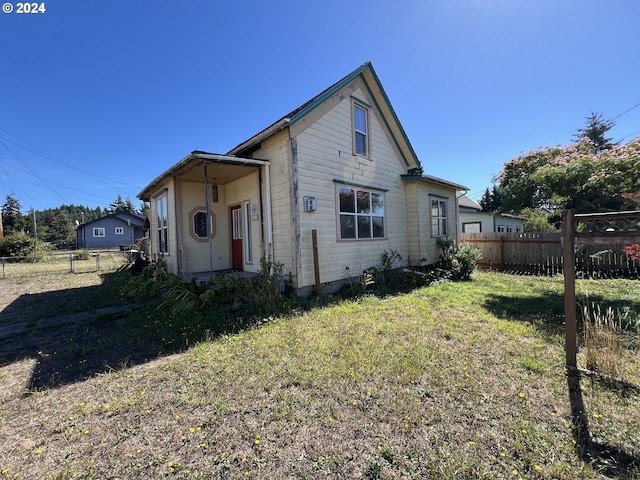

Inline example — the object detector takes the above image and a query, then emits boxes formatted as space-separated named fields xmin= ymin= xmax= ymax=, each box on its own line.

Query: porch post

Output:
xmin=204 ymin=164 xmax=214 ymax=279
xmin=265 ymin=163 xmax=275 ymax=273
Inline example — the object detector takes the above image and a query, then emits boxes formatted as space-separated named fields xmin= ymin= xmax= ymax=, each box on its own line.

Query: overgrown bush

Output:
xmin=121 ymin=260 xmax=169 ymax=298
xmin=121 ymin=255 xmax=293 ymax=317
xmin=437 ymin=237 xmax=481 ymax=281
xmin=0 ymin=234 xmax=50 ymax=261
xmin=75 ymin=249 xmax=91 ymax=260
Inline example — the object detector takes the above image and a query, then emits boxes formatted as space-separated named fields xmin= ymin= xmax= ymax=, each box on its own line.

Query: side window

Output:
xmin=430 ymin=198 xmax=447 ymax=237
xmin=243 ymin=201 xmax=252 ymax=264
xmin=93 ymin=228 xmax=105 ymax=237
xmin=155 ymin=195 xmax=169 ymax=255
xmin=352 ymin=102 xmax=369 ymax=157
xmin=115 ymin=227 xmax=124 ymax=235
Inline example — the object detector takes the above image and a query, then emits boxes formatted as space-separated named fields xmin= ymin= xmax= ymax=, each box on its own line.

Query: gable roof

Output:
xmin=228 ymin=62 xmax=421 ymax=169
xmin=458 ymin=195 xmax=482 ymax=210
xmin=80 ymin=211 xmax=146 ymax=229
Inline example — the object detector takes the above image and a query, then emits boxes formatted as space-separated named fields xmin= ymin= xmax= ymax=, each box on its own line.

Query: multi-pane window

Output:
xmin=431 ymin=198 xmax=447 ymax=237
xmin=156 ymin=195 xmax=169 ymax=255
xmin=353 ymin=103 xmax=369 ymax=157
xmin=93 ymin=228 xmax=105 ymax=237
xmin=115 ymin=227 xmax=124 ymax=235
xmin=338 ymin=186 xmax=384 ymax=240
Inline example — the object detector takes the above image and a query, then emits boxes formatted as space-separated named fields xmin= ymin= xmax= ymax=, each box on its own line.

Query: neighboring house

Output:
xmin=459 ymin=195 xmax=525 ymax=233
xmin=138 ymin=62 xmax=467 ymax=294
xmin=76 ymin=211 xmax=146 ymax=250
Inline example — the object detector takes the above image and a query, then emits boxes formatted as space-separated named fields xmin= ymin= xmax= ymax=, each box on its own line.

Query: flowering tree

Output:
xmin=621 ymin=191 xmax=640 ymax=262
xmin=497 ymin=138 xmax=640 ymax=214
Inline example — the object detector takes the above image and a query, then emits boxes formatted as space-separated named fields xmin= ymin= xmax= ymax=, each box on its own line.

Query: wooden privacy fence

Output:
xmin=461 ymin=231 xmax=640 ymax=277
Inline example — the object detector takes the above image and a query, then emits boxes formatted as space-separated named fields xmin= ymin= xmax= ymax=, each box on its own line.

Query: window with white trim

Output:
xmin=115 ymin=227 xmax=124 ymax=235
xmin=497 ymin=225 xmax=506 ymax=233
xmin=156 ymin=194 xmax=169 ymax=255
xmin=243 ymin=201 xmax=252 ymax=263
xmin=431 ymin=198 xmax=447 ymax=237
xmin=338 ymin=186 xmax=384 ymax=240
xmin=352 ymin=102 xmax=369 ymax=157
xmin=93 ymin=227 xmax=105 ymax=237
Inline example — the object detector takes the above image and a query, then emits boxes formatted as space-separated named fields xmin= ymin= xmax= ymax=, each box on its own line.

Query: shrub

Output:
xmin=75 ymin=249 xmax=91 ymax=260
xmin=121 ymin=260 xmax=169 ymax=298
xmin=0 ymin=234 xmax=49 ymax=260
xmin=437 ymin=237 xmax=481 ymax=281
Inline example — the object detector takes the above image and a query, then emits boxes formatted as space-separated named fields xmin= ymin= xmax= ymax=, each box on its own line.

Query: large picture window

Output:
xmin=431 ymin=198 xmax=447 ymax=237
xmin=338 ymin=186 xmax=384 ymax=240
xmin=156 ymin=194 xmax=169 ymax=255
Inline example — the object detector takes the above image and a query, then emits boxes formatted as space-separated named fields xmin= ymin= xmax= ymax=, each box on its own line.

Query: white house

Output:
xmin=458 ymin=195 xmax=525 ymax=233
xmin=138 ymin=62 xmax=468 ymax=294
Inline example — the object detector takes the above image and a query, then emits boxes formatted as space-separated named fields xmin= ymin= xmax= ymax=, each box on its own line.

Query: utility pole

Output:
xmin=0 ymin=209 xmax=4 ymax=239
xmin=32 ymin=208 xmax=37 ymax=254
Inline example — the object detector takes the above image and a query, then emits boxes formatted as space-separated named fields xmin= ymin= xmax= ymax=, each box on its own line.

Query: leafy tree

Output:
xmin=573 ymin=111 xmax=616 ymax=153
xmin=519 ymin=208 xmax=559 ymax=233
xmin=1 ymin=193 xmax=26 ymax=235
xmin=497 ymin=139 xmax=640 ymax=214
xmin=479 ymin=186 xmax=502 ymax=212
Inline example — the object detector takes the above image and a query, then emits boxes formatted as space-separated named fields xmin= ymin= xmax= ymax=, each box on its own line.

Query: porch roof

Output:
xmin=138 ymin=151 xmax=268 ymax=201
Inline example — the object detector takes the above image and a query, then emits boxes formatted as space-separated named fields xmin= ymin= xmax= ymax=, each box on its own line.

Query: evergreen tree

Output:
xmin=573 ymin=111 xmax=616 ymax=153
xmin=479 ymin=186 xmax=502 ymax=212
xmin=1 ymin=193 xmax=26 ymax=235
xmin=46 ymin=209 xmax=74 ymax=245
xmin=109 ymin=194 xmax=127 ymax=213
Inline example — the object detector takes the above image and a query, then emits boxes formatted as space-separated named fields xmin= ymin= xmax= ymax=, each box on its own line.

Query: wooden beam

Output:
xmin=563 ymin=209 xmax=578 ymax=369
xmin=312 ymin=229 xmax=321 ymax=295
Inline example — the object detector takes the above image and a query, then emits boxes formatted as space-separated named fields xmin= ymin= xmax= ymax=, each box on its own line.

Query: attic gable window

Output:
xmin=352 ymin=102 xmax=369 ymax=157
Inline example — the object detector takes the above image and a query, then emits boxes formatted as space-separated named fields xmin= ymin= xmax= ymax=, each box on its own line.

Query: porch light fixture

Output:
xmin=212 ymin=178 xmax=219 ymax=203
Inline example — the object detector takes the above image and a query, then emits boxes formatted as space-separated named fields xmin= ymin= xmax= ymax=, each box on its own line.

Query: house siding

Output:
xmin=250 ymin=129 xmax=294 ymax=279
xmin=414 ymin=183 xmax=459 ymax=265
xmin=292 ymin=85 xmax=410 ymax=288
xmin=459 ymin=210 xmax=494 ymax=233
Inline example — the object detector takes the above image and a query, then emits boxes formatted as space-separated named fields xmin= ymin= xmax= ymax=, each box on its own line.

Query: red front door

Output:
xmin=230 ymin=205 xmax=243 ymax=270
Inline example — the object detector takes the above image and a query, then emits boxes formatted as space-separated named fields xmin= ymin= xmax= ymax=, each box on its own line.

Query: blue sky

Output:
xmin=1 ymin=0 xmax=639 ymax=213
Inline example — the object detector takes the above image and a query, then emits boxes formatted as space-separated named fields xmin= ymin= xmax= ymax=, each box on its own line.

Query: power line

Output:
xmin=0 ymin=128 xmax=143 ymax=190
xmin=0 ymin=139 xmax=69 ymax=205
xmin=612 ymin=102 xmax=640 ymax=121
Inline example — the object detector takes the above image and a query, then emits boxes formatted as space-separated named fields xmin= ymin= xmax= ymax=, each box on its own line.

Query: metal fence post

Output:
xmin=70 ymin=252 xmax=74 ymax=273
xmin=1 ymin=257 xmax=5 ymax=279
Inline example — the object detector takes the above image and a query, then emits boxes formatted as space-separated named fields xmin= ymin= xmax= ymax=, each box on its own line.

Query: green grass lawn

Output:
xmin=0 ymin=271 xmax=638 ymax=479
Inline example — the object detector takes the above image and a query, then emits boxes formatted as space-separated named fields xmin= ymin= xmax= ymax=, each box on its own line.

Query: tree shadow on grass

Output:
xmin=482 ymin=292 xmax=640 ymax=339
xmin=568 ymin=369 xmax=640 ymax=478
xmin=482 ymin=289 xmax=640 ymax=476
xmin=0 ymin=270 xmax=258 ymax=393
